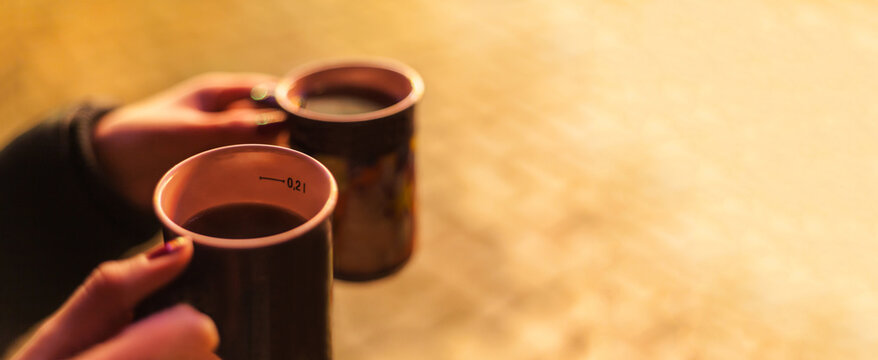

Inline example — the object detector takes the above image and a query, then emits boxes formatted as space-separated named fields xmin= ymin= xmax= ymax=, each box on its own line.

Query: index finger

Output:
xmin=178 ymin=72 xmax=278 ymax=112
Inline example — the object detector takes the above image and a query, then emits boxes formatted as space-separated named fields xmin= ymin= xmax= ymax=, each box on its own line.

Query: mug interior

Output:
xmin=154 ymin=144 xmax=337 ymax=248
xmin=276 ymin=59 xmax=424 ymax=123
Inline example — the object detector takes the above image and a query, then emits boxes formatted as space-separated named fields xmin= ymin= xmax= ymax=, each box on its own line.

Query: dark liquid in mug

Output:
xmin=300 ymin=87 xmax=399 ymax=115
xmin=182 ymin=202 xmax=307 ymax=238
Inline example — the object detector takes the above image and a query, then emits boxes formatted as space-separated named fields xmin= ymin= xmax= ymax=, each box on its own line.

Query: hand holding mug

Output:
xmin=93 ymin=73 xmax=287 ymax=210
xmin=10 ymin=238 xmax=220 ymax=360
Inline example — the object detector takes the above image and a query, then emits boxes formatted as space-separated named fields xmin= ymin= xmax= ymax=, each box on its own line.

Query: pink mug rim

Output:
xmin=275 ymin=57 xmax=424 ymax=123
xmin=153 ymin=144 xmax=338 ymax=249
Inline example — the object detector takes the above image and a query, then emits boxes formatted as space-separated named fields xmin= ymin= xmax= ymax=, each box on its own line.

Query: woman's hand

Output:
xmin=10 ymin=237 xmax=219 ymax=360
xmin=93 ymin=73 xmax=285 ymax=209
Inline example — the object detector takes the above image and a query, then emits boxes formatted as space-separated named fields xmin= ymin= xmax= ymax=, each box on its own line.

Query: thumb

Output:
xmin=12 ymin=238 xmax=193 ymax=360
xmin=70 ymin=304 xmax=219 ymax=360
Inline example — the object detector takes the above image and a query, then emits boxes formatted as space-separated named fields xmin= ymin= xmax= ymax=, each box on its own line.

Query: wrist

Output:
xmin=91 ymin=108 xmax=152 ymax=210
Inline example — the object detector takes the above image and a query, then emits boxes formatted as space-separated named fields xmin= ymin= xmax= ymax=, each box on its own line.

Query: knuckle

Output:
xmin=84 ymin=261 xmax=128 ymax=299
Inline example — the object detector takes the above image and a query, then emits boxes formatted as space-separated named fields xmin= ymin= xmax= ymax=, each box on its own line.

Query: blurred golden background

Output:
xmin=3 ymin=0 xmax=878 ymax=358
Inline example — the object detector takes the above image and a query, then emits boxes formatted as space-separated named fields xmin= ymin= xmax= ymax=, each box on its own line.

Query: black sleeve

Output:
xmin=0 ymin=103 xmax=159 ymax=349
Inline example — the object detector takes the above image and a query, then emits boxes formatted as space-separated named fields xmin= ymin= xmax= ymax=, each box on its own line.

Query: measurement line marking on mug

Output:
xmin=260 ymin=176 xmax=306 ymax=193
xmin=259 ymin=176 xmax=285 ymax=183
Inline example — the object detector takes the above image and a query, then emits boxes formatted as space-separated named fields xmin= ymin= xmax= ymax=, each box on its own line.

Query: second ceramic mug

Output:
xmin=261 ymin=58 xmax=424 ymax=281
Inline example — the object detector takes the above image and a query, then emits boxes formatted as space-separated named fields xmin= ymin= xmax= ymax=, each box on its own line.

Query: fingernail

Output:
xmin=250 ymin=83 xmax=275 ymax=102
xmin=251 ymin=83 xmax=280 ymax=108
xmin=254 ymin=110 xmax=286 ymax=126
xmin=147 ymin=237 xmax=187 ymax=259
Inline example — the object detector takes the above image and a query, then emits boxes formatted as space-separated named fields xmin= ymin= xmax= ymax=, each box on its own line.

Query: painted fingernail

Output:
xmin=254 ymin=110 xmax=286 ymax=126
xmin=251 ymin=83 xmax=280 ymax=109
xmin=147 ymin=237 xmax=187 ymax=259
xmin=250 ymin=83 xmax=274 ymax=102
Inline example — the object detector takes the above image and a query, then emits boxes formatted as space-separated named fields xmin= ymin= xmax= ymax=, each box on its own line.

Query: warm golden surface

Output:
xmin=4 ymin=0 xmax=878 ymax=358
